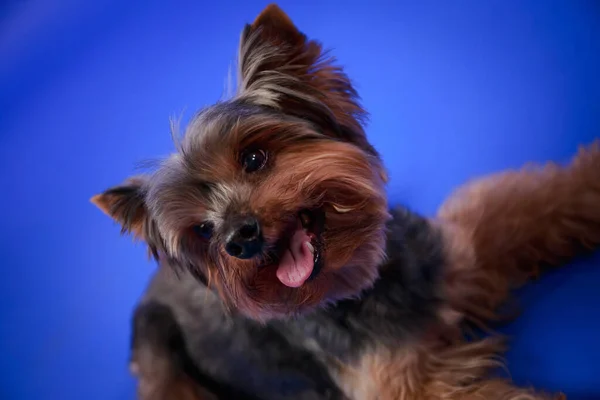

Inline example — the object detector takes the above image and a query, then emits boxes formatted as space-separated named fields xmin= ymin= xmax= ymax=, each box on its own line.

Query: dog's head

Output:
xmin=93 ymin=4 xmax=390 ymax=320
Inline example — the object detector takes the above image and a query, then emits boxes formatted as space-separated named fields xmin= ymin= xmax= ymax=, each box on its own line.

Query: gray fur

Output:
xmin=132 ymin=207 xmax=444 ymax=399
xmin=135 ymin=263 xmax=347 ymax=400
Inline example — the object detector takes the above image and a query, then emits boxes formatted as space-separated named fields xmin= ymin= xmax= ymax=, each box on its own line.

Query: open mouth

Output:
xmin=274 ymin=209 xmax=324 ymax=288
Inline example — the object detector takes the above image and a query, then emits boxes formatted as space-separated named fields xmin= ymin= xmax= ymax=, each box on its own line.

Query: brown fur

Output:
xmin=339 ymin=144 xmax=600 ymax=400
xmin=93 ymin=3 xmax=390 ymax=321
xmin=130 ymin=351 xmax=216 ymax=400
xmin=148 ymin=116 xmax=390 ymax=320
xmin=93 ymin=4 xmax=600 ymax=400
xmin=439 ymin=143 xmax=600 ymax=326
xmin=91 ymin=176 xmax=149 ymax=240
xmin=340 ymin=338 xmax=566 ymax=400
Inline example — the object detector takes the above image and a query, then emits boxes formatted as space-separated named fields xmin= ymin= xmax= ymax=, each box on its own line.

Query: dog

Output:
xmin=129 ymin=264 xmax=344 ymax=400
xmin=92 ymin=4 xmax=600 ymax=399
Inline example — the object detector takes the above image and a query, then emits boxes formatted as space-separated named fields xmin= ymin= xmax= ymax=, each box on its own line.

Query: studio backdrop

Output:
xmin=1 ymin=1 xmax=599 ymax=399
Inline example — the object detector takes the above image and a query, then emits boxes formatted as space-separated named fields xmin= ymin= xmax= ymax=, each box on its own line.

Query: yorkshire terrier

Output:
xmin=92 ymin=4 xmax=600 ymax=400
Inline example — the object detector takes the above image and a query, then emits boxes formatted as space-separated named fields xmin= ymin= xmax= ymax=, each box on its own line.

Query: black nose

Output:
xmin=224 ymin=216 xmax=263 ymax=259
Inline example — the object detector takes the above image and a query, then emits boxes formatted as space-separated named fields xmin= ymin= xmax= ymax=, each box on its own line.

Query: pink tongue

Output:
xmin=276 ymin=228 xmax=315 ymax=288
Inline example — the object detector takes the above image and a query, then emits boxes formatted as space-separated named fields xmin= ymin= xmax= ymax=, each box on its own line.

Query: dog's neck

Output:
xmin=277 ymin=208 xmax=446 ymax=362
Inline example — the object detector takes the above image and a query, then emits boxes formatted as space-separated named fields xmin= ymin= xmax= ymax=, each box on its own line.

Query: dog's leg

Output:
xmin=130 ymin=301 xmax=219 ymax=400
xmin=433 ymin=379 xmax=565 ymax=400
xmin=422 ymin=338 xmax=566 ymax=400
xmin=437 ymin=141 xmax=600 ymax=321
xmin=339 ymin=338 xmax=564 ymax=400
xmin=130 ymin=352 xmax=215 ymax=400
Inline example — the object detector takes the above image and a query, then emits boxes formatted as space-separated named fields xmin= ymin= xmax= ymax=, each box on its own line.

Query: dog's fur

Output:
xmin=92 ymin=4 xmax=600 ymax=400
xmin=131 ymin=264 xmax=344 ymax=400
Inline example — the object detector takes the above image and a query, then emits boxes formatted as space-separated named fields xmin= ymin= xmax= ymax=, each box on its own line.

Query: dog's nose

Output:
xmin=224 ymin=216 xmax=263 ymax=259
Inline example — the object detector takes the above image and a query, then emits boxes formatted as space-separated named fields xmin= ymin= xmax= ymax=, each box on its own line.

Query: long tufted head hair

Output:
xmin=92 ymin=4 xmax=390 ymax=321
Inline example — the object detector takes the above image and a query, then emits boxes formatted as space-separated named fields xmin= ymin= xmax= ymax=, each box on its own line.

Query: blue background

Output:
xmin=1 ymin=1 xmax=599 ymax=399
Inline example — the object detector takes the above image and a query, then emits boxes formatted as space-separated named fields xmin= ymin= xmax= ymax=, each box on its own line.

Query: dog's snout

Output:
xmin=225 ymin=216 xmax=263 ymax=259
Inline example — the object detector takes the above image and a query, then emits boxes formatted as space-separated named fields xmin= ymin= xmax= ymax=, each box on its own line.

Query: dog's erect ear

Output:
xmin=237 ymin=4 xmax=325 ymax=104
xmin=91 ymin=176 xmax=150 ymax=240
xmin=237 ymin=4 xmax=378 ymax=156
xmin=239 ymin=4 xmax=310 ymax=95
xmin=250 ymin=3 xmax=302 ymax=46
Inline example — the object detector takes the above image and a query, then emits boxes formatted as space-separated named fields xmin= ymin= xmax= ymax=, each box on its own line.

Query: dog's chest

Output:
xmin=275 ymin=208 xmax=448 ymax=368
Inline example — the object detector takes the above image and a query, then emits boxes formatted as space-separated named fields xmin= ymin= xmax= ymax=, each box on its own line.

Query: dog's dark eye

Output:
xmin=192 ymin=222 xmax=214 ymax=240
xmin=241 ymin=149 xmax=267 ymax=173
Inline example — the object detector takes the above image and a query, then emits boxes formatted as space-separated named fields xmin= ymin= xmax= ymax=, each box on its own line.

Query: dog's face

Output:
xmin=93 ymin=4 xmax=389 ymax=320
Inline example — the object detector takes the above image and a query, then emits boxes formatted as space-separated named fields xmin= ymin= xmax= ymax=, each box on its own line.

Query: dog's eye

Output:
xmin=241 ymin=149 xmax=267 ymax=173
xmin=192 ymin=222 xmax=214 ymax=240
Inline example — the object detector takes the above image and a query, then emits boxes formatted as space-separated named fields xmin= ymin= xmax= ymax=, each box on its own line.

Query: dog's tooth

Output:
xmin=306 ymin=242 xmax=315 ymax=254
xmin=300 ymin=212 xmax=311 ymax=226
xmin=332 ymin=204 xmax=353 ymax=213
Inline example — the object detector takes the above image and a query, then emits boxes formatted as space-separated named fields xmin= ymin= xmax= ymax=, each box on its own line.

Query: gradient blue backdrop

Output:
xmin=1 ymin=1 xmax=599 ymax=399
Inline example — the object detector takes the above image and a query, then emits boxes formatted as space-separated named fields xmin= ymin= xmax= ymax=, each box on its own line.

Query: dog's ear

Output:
xmin=92 ymin=176 xmax=166 ymax=258
xmin=238 ymin=4 xmax=310 ymax=93
xmin=237 ymin=4 xmax=378 ymax=157
xmin=91 ymin=176 xmax=151 ymax=240
xmin=250 ymin=3 xmax=302 ymax=46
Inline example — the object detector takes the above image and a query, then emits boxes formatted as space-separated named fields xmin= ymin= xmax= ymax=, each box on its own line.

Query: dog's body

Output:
xmin=132 ymin=208 xmax=442 ymax=399
xmin=93 ymin=4 xmax=600 ymax=400
xmin=133 ymin=260 xmax=346 ymax=400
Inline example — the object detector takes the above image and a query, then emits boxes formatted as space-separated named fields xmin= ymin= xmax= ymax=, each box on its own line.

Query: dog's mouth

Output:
xmin=273 ymin=209 xmax=325 ymax=288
